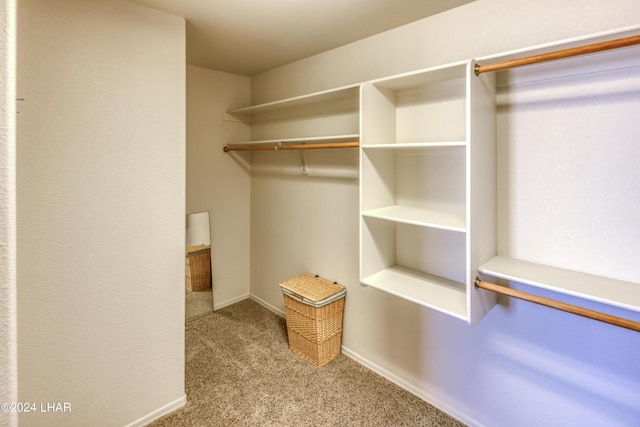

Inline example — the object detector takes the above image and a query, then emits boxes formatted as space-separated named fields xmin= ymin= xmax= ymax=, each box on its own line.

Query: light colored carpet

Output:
xmin=150 ymin=298 xmax=465 ymax=426
xmin=186 ymin=289 xmax=213 ymax=323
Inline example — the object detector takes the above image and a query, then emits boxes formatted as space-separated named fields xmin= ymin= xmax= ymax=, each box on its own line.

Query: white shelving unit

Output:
xmin=359 ymin=60 xmax=497 ymax=324
xmin=222 ymin=26 xmax=640 ymax=325
xmin=476 ymin=27 xmax=640 ymax=316
xmin=226 ymin=84 xmax=360 ymax=147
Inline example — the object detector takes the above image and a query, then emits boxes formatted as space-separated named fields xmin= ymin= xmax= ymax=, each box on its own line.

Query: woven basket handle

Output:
xmin=286 ymin=291 xmax=306 ymax=302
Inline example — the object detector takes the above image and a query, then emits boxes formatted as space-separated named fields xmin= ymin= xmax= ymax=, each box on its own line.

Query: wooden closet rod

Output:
xmin=224 ymin=141 xmax=360 ymax=152
xmin=475 ymin=34 xmax=640 ymax=75
xmin=475 ymin=278 xmax=640 ymax=332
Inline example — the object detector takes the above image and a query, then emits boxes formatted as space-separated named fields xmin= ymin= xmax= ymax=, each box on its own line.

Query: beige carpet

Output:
xmin=150 ymin=298 xmax=465 ymax=426
xmin=186 ymin=289 xmax=213 ymax=323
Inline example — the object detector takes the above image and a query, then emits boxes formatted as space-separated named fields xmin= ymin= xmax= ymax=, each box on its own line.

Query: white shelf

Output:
xmin=369 ymin=61 xmax=467 ymax=90
xmin=227 ymin=84 xmax=359 ymax=148
xmin=227 ymin=133 xmax=359 ymax=147
xmin=228 ymin=84 xmax=360 ymax=115
xmin=361 ymin=266 xmax=467 ymax=320
xmin=479 ymin=256 xmax=640 ymax=313
xmin=361 ymin=141 xmax=466 ymax=150
xmin=361 ymin=205 xmax=466 ymax=232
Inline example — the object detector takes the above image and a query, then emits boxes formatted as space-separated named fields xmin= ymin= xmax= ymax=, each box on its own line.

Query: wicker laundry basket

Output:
xmin=279 ymin=274 xmax=346 ymax=366
xmin=185 ymin=245 xmax=211 ymax=291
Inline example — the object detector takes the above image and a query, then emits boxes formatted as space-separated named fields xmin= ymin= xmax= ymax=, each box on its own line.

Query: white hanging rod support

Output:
xmin=474 ymin=34 xmax=640 ymax=75
xmin=475 ymin=277 xmax=640 ymax=333
xmin=223 ymin=141 xmax=360 ymax=152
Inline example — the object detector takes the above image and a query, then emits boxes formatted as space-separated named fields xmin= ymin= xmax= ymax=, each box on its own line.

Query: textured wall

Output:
xmin=0 ymin=1 xmax=17 ymax=426
xmin=17 ymin=1 xmax=185 ymax=425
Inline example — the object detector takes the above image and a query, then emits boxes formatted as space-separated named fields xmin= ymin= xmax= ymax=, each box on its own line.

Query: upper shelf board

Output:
xmin=368 ymin=60 xmax=468 ymax=91
xmin=228 ymin=84 xmax=360 ymax=115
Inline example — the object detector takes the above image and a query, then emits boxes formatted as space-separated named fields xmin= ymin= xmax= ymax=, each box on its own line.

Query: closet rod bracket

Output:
xmin=296 ymin=147 xmax=308 ymax=175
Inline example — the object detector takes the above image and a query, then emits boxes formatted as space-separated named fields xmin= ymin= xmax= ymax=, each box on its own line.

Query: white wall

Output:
xmin=17 ymin=1 xmax=186 ymax=425
xmin=186 ymin=65 xmax=251 ymax=309
xmin=252 ymin=0 xmax=640 ymax=103
xmin=248 ymin=1 xmax=640 ymax=426
xmin=0 ymin=1 xmax=17 ymax=426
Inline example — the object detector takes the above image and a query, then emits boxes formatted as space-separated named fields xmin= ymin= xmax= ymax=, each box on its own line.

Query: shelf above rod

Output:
xmin=224 ymin=141 xmax=360 ymax=152
xmin=474 ymin=277 xmax=640 ymax=333
xmin=475 ymin=33 xmax=640 ymax=75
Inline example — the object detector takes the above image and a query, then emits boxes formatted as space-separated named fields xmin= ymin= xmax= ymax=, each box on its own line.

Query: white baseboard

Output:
xmin=213 ymin=293 xmax=250 ymax=311
xmin=125 ymin=394 xmax=187 ymax=427
xmin=340 ymin=347 xmax=482 ymax=427
xmin=249 ymin=293 xmax=285 ymax=317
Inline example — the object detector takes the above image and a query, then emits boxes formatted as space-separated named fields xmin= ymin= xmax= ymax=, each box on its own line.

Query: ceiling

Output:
xmin=128 ymin=0 xmax=474 ymax=76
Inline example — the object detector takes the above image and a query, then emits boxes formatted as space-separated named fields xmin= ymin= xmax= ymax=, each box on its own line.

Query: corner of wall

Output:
xmin=0 ymin=1 xmax=18 ymax=426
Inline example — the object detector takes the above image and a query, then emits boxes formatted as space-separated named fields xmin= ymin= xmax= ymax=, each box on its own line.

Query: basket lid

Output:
xmin=186 ymin=244 xmax=210 ymax=255
xmin=279 ymin=274 xmax=345 ymax=303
